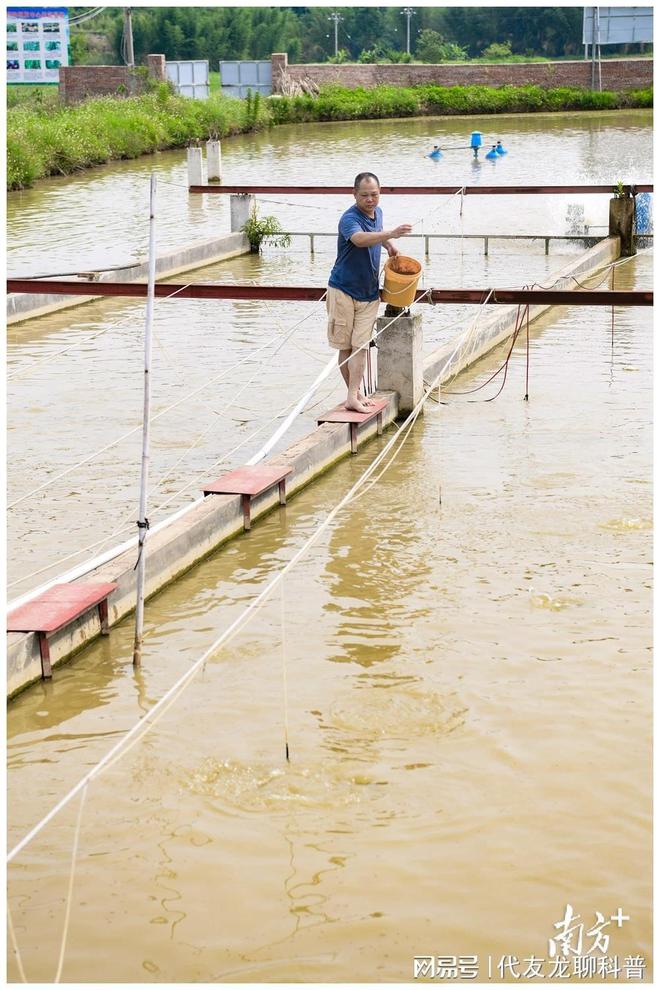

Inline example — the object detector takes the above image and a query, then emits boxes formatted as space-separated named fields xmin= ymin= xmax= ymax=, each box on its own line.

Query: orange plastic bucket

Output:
xmin=382 ymin=255 xmax=422 ymax=307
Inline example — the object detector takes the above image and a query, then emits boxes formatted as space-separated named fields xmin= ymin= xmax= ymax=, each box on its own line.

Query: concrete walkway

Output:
xmin=7 ymin=237 xmax=620 ymax=698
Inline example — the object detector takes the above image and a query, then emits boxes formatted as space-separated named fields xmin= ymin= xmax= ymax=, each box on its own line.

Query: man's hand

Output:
xmin=386 ymin=243 xmax=399 ymax=257
xmin=389 ymin=223 xmax=413 ymax=239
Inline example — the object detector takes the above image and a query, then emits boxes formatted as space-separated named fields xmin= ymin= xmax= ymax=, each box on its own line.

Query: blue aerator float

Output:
xmin=470 ymin=131 xmax=482 ymax=158
xmin=426 ymin=131 xmax=507 ymax=162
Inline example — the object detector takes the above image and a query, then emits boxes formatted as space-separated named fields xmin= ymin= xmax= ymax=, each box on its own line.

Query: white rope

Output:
xmin=409 ymin=186 xmax=464 ymax=230
xmin=8 ymin=380 xmax=338 ymax=599
xmin=437 ymin=291 xmax=499 ymax=391
xmin=54 ymin=784 xmax=87 ymax=983
xmin=9 ymin=322 xmax=129 ymax=382
xmin=280 ymin=582 xmax=291 ymax=762
xmin=147 ymin=294 xmax=328 ymax=490
xmin=8 ymin=386 xmax=332 ymax=594
xmin=7 ymin=901 xmax=27 ymax=982
xmin=8 ymin=293 xmax=427 ymax=601
xmin=7 ymin=305 xmax=319 ymax=511
xmin=347 ymin=292 xmax=494 ymax=505
xmin=520 ymin=250 xmax=639 ymax=292
xmin=7 ymin=284 xmax=488 ymax=867
xmin=9 ymin=189 xmax=462 ymax=505
xmin=248 ymin=290 xmax=433 ymax=466
xmin=258 ymin=197 xmax=329 ymax=214
xmin=8 ymin=278 xmax=196 ymax=382
xmin=9 ymin=296 xmax=330 ymax=591
xmin=11 ymin=236 xmax=620 ymax=593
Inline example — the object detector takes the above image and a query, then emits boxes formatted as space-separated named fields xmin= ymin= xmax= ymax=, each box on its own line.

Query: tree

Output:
xmin=416 ymin=29 xmax=468 ymax=63
xmin=96 ymin=6 xmax=592 ymax=66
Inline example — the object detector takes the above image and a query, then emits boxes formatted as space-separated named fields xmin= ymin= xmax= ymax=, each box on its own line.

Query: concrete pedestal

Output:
xmin=609 ymin=197 xmax=636 ymax=257
xmin=206 ymin=140 xmax=222 ymax=182
xmin=230 ymin=194 xmax=256 ymax=233
xmin=186 ymin=147 xmax=203 ymax=187
xmin=375 ymin=310 xmax=424 ymax=415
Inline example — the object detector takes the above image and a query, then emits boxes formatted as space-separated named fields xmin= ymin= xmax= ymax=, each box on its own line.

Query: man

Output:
xmin=327 ymin=172 xmax=412 ymax=413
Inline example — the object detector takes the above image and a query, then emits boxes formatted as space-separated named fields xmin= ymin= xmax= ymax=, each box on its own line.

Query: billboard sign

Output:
xmin=7 ymin=7 xmax=70 ymax=84
xmin=583 ymin=6 xmax=653 ymax=44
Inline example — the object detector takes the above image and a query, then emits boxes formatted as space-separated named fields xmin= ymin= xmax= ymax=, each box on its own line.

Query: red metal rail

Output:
xmin=189 ymin=184 xmax=653 ymax=196
xmin=6 ymin=280 xmax=653 ymax=307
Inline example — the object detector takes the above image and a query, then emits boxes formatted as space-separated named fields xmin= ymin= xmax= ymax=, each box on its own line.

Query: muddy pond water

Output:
xmin=6 ymin=110 xmax=653 ymax=982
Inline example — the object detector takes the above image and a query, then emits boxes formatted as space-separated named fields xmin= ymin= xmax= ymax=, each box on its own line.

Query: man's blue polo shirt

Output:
xmin=328 ymin=204 xmax=383 ymax=302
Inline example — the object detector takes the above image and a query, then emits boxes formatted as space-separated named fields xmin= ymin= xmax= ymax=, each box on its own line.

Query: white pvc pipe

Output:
xmin=132 ymin=174 xmax=157 ymax=665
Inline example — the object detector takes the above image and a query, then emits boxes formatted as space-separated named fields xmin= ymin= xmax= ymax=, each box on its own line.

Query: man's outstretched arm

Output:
xmin=350 ymin=223 xmax=412 ymax=248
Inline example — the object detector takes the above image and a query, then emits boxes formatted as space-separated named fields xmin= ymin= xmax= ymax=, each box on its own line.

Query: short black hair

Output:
xmin=354 ymin=172 xmax=380 ymax=191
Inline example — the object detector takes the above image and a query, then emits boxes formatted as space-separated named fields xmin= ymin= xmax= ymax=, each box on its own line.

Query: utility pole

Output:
xmin=328 ymin=11 xmax=342 ymax=57
xmin=590 ymin=7 xmax=602 ymax=90
xmin=124 ymin=6 xmax=135 ymax=67
xmin=401 ymin=7 xmax=416 ymax=55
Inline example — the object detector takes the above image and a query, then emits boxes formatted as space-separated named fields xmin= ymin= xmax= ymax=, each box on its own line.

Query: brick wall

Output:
xmin=271 ymin=53 xmax=652 ymax=94
xmin=60 ymin=53 xmax=166 ymax=104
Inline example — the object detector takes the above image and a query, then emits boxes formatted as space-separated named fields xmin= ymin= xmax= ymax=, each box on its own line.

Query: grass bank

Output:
xmin=268 ymin=81 xmax=652 ymax=122
xmin=7 ymin=85 xmax=269 ymax=190
xmin=7 ymin=82 xmax=652 ymax=190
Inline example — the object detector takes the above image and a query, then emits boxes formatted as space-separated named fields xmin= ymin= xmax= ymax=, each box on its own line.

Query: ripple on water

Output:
xmin=322 ymin=687 xmax=467 ymax=743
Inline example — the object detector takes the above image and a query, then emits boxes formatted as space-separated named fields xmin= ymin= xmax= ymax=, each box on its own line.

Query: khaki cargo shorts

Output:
xmin=326 ymin=286 xmax=380 ymax=351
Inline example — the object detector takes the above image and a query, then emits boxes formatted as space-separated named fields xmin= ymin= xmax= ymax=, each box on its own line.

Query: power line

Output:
xmin=68 ymin=7 xmax=106 ymax=27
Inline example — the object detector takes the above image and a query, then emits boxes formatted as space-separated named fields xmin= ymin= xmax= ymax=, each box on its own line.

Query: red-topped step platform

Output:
xmin=317 ymin=397 xmax=389 ymax=454
xmin=203 ymin=465 xmax=292 ymax=531
xmin=7 ymin=582 xmax=118 ymax=679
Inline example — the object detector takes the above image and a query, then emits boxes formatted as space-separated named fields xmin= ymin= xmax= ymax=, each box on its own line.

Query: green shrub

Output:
xmin=242 ymin=205 xmax=292 ymax=253
xmin=416 ymin=29 xmax=468 ymax=63
xmin=480 ymin=42 xmax=514 ymax=60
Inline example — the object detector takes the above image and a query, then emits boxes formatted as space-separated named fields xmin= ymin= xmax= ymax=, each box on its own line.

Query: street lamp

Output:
xmin=401 ymin=7 xmax=416 ymax=55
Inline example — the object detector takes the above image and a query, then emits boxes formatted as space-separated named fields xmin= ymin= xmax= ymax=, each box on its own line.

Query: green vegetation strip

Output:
xmin=7 ymin=82 xmax=653 ymax=191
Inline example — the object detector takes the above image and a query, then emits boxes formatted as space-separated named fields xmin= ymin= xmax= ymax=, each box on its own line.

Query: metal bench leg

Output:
xmin=278 ymin=480 xmax=287 ymax=506
xmin=38 ymin=632 xmax=52 ymax=679
xmin=242 ymin=493 xmax=252 ymax=531
xmin=98 ymin=599 xmax=110 ymax=635
xmin=350 ymin=423 xmax=358 ymax=454
xmin=377 ymin=411 xmax=383 ymax=436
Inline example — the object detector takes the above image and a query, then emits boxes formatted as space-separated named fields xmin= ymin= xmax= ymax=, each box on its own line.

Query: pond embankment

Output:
xmin=7 ymin=82 xmax=653 ymax=191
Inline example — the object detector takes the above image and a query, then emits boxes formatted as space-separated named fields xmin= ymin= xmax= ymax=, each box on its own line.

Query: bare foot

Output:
xmin=345 ymin=397 xmax=369 ymax=413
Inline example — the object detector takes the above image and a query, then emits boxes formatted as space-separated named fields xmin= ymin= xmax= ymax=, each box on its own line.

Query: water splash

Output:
xmin=529 ymin=588 xmax=582 ymax=611
xmin=184 ymin=758 xmax=369 ymax=814
xmin=599 ymin=517 xmax=652 ymax=532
